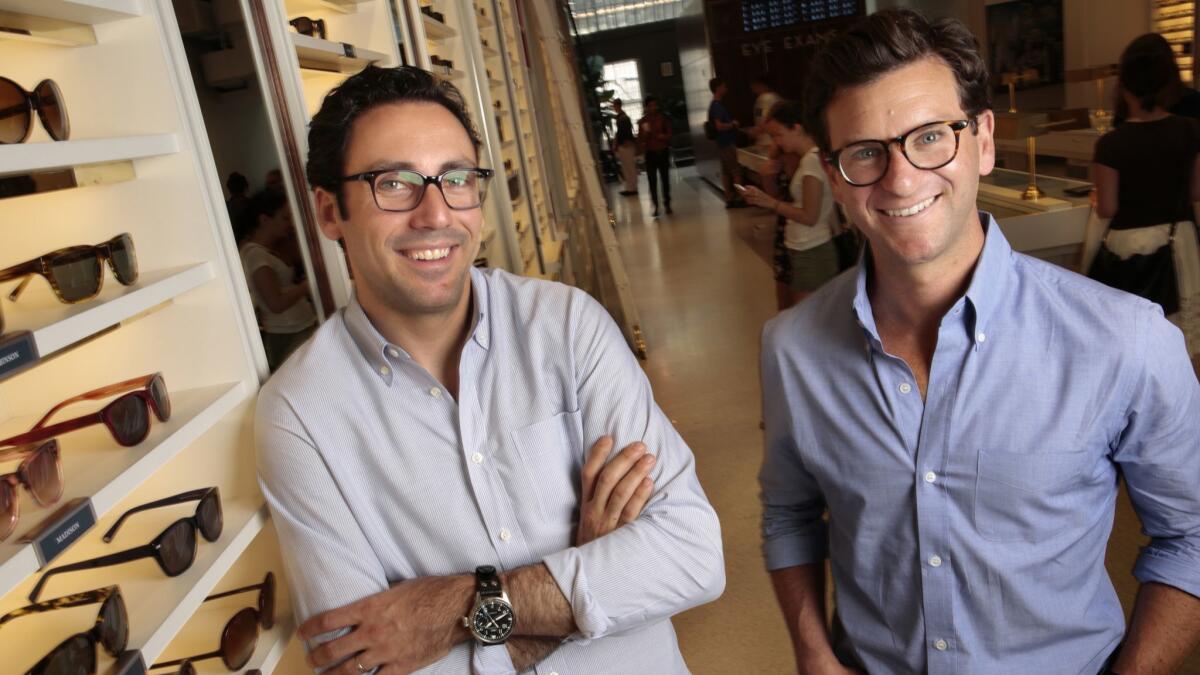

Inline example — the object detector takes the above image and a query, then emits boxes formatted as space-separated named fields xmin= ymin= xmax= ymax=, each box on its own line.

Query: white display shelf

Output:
xmin=0 ymin=380 xmax=250 ymax=600
xmin=431 ymin=65 xmax=466 ymax=81
xmin=502 ymin=139 xmax=516 ymax=150
xmin=421 ymin=13 xmax=456 ymax=40
xmin=242 ymin=616 xmax=298 ymax=674
xmin=284 ymin=0 xmax=359 ymax=14
xmin=0 ymin=0 xmax=142 ymax=24
xmin=1 ymin=263 xmax=215 ymax=363
xmin=0 ymin=12 xmax=97 ymax=47
xmin=475 ymin=10 xmax=492 ymax=27
xmin=0 ymin=134 xmax=179 ymax=177
xmin=292 ymin=32 xmax=387 ymax=73
xmin=489 ymin=78 xmax=505 ymax=89
xmin=482 ymin=44 xmax=499 ymax=58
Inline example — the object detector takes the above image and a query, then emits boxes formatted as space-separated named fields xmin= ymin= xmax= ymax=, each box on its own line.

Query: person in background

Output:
xmin=238 ymin=190 xmax=317 ymax=371
xmin=1093 ymin=32 xmax=1200 ymax=359
xmin=638 ymin=95 xmax=673 ymax=217
xmin=708 ymin=77 xmax=746 ymax=208
xmin=739 ymin=101 xmax=840 ymax=307
xmin=611 ymin=98 xmax=638 ymax=196
xmin=750 ymin=76 xmax=783 ymax=200
xmin=264 ymin=167 xmax=285 ymax=196
xmin=225 ymin=171 xmax=251 ymax=235
xmin=761 ymin=9 xmax=1200 ymax=674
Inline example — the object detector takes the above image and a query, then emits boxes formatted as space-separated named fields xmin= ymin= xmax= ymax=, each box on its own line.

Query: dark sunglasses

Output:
xmin=0 ymin=586 xmax=127 ymax=675
xmin=103 ymin=487 xmax=222 ymax=544
xmin=0 ymin=439 xmax=63 ymax=541
xmin=150 ymin=573 xmax=276 ymax=672
xmin=0 ymin=234 xmax=137 ymax=314
xmin=0 ymin=373 xmax=171 ymax=449
xmin=29 ymin=487 xmax=223 ymax=602
xmin=0 ymin=76 xmax=68 ymax=144
xmin=289 ymin=16 xmax=326 ymax=39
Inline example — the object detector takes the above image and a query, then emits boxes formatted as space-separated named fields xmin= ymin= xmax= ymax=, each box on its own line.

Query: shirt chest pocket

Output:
xmin=973 ymin=448 xmax=1093 ymax=543
xmin=509 ymin=410 xmax=584 ymax=524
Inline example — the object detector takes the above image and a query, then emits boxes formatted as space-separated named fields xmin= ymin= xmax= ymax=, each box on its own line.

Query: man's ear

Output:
xmin=974 ymin=109 xmax=996 ymax=177
xmin=314 ymin=187 xmax=344 ymax=242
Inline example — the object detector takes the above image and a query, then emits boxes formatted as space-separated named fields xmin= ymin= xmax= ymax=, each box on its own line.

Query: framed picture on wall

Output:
xmin=986 ymin=0 xmax=1064 ymax=90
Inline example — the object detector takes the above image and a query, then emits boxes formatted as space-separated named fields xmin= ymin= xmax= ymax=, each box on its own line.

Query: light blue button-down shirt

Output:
xmin=760 ymin=215 xmax=1200 ymax=674
xmin=257 ymin=267 xmax=724 ymax=674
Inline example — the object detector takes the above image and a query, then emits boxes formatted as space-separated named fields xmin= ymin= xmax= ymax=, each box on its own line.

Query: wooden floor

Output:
xmin=610 ymin=168 xmax=1200 ymax=674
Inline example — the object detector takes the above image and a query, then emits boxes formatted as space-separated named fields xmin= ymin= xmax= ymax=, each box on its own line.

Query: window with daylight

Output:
xmin=603 ymin=59 xmax=643 ymax=126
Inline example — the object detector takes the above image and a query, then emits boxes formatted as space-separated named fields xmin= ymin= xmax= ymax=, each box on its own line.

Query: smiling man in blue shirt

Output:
xmin=760 ymin=10 xmax=1200 ymax=675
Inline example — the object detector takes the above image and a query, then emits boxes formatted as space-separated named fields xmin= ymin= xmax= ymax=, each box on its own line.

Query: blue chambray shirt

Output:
xmin=257 ymin=266 xmax=724 ymax=674
xmin=760 ymin=214 xmax=1200 ymax=674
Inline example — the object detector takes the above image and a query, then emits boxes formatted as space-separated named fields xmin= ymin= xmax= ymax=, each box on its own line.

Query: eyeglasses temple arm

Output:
xmin=205 ymin=581 xmax=264 ymax=602
xmin=103 ymin=488 xmax=212 ymax=543
xmin=152 ymin=650 xmax=223 ymax=669
xmin=29 ymin=545 xmax=155 ymax=602
xmin=0 ymin=412 xmax=102 ymax=448
xmin=29 ymin=373 xmax=156 ymax=430
xmin=0 ymin=586 xmax=113 ymax=626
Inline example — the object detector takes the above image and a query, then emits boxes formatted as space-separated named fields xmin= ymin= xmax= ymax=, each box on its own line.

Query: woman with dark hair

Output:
xmin=1092 ymin=32 xmax=1200 ymax=357
xmin=239 ymin=190 xmax=317 ymax=370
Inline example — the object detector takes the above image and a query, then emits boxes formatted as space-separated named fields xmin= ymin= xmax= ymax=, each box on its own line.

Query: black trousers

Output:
xmin=644 ymin=149 xmax=671 ymax=206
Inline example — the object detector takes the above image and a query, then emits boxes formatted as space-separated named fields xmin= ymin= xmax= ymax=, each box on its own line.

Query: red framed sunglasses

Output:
xmin=0 ymin=373 xmax=171 ymax=449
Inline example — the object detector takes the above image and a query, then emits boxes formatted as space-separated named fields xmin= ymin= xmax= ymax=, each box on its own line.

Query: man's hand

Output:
xmin=299 ymin=574 xmax=473 ymax=674
xmin=576 ymin=435 xmax=655 ymax=545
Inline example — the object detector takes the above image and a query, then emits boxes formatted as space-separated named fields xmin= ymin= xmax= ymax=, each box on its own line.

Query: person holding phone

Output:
xmin=738 ymin=101 xmax=840 ymax=306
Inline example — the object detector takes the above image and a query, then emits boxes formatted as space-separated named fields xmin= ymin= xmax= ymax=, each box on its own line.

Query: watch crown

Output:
xmin=461 ymin=616 xmax=470 ymax=628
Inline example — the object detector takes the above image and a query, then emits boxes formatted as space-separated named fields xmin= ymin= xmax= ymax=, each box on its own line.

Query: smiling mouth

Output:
xmin=881 ymin=195 xmax=938 ymax=218
xmin=401 ymin=247 xmax=454 ymax=261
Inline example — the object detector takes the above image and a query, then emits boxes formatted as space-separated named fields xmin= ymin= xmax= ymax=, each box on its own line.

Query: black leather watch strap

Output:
xmin=474 ymin=565 xmax=503 ymax=598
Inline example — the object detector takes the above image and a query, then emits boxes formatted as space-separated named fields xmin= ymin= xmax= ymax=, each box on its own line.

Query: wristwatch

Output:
xmin=462 ymin=565 xmax=515 ymax=644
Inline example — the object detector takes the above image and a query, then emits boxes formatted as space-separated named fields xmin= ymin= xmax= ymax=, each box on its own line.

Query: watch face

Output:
xmin=472 ymin=598 xmax=514 ymax=643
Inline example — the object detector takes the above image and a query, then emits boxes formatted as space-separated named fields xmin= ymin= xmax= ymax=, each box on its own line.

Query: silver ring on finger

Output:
xmin=357 ymin=659 xmax=372 ymax=674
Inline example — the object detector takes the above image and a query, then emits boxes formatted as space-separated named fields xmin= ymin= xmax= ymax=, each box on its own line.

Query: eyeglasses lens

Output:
xmin=98 ymin=593 xmax=129 ymax=656
xmin=48 ymin=249 xmax=102 ymax=303
xmin=161 ymin=519 xmax=197 ymax=575
xmin=150 ymin=374 xmax=171 ymax=420
xmin=26 ymin=441 xmax=63 ymax=507
xmin=34 ymin=80 xmax=67 ymax=141
xmin=197 ymin=491 xmax=223 ymax=542
xmin=43 ymin=633 xmax=95 ymax=675
xmin=839 ymin=122 xmax=960 ymax=186
xmin=108 ymin=234 xmax=138 ymax=285
xmin=106 ymin=394 xmax=148 ymax=446
xmin=260 ymin=572 xmax=276 ymax=629
xmin=373 ymin=170 xmax=487 ymax=211
xmin=179 ymin=661 xmax=197 ymax=675
xmin=0 ymin=77 xmax=30 ymax=144
xmin=0 ymin=481 xmax=17 ymax=541
xmin=221 ymin=608 xmax=260 ymax=669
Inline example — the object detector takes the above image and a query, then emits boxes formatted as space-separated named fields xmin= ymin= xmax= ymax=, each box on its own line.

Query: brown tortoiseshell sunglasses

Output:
xmin=0 ymin=233 xmax=137 ymax=333
xmin=0 ymin=373 xmax=171 ymax=449
xmin=0 ymin=439 xmax=62 ymax=541
xmin=0 ymin=585 xmax=128 ymax=675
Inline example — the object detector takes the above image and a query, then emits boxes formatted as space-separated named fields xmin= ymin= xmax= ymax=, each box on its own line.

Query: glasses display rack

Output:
xmin=0 ymin=0 xmax=289 ymax=672
xmin=1153 ymin=0 xmax=1196 ymax=84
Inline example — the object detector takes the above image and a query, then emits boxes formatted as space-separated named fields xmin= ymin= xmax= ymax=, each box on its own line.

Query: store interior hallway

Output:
xmin=606 ymin=167 xmax=1200 ymax=674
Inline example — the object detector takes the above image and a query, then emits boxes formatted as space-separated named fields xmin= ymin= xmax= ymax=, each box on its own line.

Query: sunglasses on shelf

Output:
xmin=150 ymin=572 xmax=276 ymax=673
xmin=0 ymin=234 xmax=138 ymax=309
xmin=0 ymin=373 xmax=171 ymax=450
xmin=0 ymin=76 xmax=69 ymax=145
xmin=103 ymin=487 xmax=222 ymax=544
xmin=0 ymin=439 xmax=63 ymax=541
xmin=0 ymin=585 xmax=127 ymax=675
xmin=288 ymin=16 xmax=326 ymax=40
xmin=29 ymin=486 xmax=222 ymax=602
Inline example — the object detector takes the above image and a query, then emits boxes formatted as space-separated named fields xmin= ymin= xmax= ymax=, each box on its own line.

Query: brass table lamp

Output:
xmin=993 ymin=108 xmax=1092 ymax=200
xmin=1065 ymin=64 xmax=1118 ymax=133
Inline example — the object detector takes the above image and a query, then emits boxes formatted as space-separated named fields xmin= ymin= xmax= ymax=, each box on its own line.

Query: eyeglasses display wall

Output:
xmin=1153 ymin=0 xmax=1196 ymax=84
xmin=0 ymin=0 xmax=286 ymax=671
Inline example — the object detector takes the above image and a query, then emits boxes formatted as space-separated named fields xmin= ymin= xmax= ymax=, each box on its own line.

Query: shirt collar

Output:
xmin=851 ymin=211 xmax=1011 ymax=344
xmin=343 ymin=268 xmax=492 ymax=384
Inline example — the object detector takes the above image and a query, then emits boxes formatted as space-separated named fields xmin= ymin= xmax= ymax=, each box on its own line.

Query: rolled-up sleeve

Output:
xmin=1116 ymin=305 xmax=1200 ymax=599
xmin=759 ymin=315 xmax=828 ymax=571
xmin=540 ymin=292 xmax=725 ymax=641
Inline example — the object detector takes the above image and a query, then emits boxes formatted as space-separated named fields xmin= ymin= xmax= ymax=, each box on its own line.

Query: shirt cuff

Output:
xmin=541 ymin=547 xmax=608 ymax=644
xmin=1133 ymin=545 xmax=1200 ymax=600
xmin=472 ymin=643 xmax=517 ymax=675
xmin=762 ymin=523 xmax=829 ymax=571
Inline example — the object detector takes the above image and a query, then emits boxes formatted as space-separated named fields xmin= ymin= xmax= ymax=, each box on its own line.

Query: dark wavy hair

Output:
xmin=1117 ymin=33 xmax=1182 ymax=118
xmin=306 ymin=65 xmax=481 ymax=217
xmin=766 ymin=100 xmax=803 ymax=129
xmin=803 ymin=8 xmax=992 ymax=153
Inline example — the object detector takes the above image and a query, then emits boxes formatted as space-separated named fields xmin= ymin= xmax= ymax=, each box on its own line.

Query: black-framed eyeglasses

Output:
xmin=102 ymin=487 xmax=222 ymax=544
xmin=827 ymin=118 xmax=976 ymax=187
xmin=0 ymin=585 xmax=127 ymax=675
xmin=341 ymin=167 xmax=494 ymax=212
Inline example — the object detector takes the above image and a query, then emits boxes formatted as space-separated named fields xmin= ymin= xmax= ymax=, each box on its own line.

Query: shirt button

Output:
xmin=386 ymin=347 xmax=400 ymax=358
xmin=471 ymin=452 xmax=484 ymax=464
xmin=898 ymin=382 xmax=912 ymax=394
xmin=378 ymin=365 xmax=390 ymax=376
xmin=929 ymin=555 xmax=943 ymax=567
xmin=924 ymin=471 xmax=937 ymax=483
xmin=429 ymin=387 xmax=442 ymax=398
xmin=499 ymin=528 xmax=511 ymax=542
xmin=935 ymin=638 xmax=948 ymax=651
xmin=977 ymin=332 xmax=986 ymax=343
